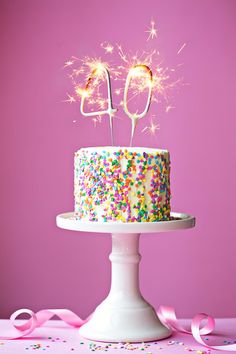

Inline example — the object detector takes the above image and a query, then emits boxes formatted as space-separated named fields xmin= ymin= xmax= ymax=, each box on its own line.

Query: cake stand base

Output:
xmin=79 ymin=233 xmax=171 ymax=343
xmin=79 ymin=297 xmax=170 ymax=343
xmin=56 ymin=212 xmax=195 ymax=343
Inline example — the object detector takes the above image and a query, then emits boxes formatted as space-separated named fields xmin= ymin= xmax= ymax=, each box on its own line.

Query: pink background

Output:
xmin=1 ymin=0 xmax=236 ymax=319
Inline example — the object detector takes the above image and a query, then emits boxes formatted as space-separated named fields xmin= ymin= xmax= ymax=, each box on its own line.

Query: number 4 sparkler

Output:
xmin=80 ymin=64 xmax=117 ymax=146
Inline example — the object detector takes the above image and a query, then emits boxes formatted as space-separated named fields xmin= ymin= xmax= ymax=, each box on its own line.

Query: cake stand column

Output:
xmin=79 ymin=232 xmax=171 ymax=342
xmin=109 ymin=233 xmax=142 ymax=304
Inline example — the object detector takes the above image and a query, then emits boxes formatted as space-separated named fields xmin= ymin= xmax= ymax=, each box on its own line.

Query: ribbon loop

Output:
xmin=192 ymin=313 xmax=215 ymax=336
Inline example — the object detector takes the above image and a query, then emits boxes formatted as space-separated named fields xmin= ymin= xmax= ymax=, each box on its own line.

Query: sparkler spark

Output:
xmin=63 ymin=93 xmax=76 ymax=103
xmin=64 ymin=60 xmax=74 ymax=68
xmin=177 ymin=43 xmax=186 ymax=55
xmin=92 ymin=115 xmax=102 ymax=126
xmin=146 ymin=20 xmax=157 ymax=41
xmin=142 ymin=120 xmax=160 ymax=135
xmin=75 ymin=87 xmax=90 ymax=98
xmin=101 ymin=42 xmax=114 ymax=54
xmin=115 ymin=89 xmax=121 ymax=95
xmin=165 ymin=105 xmax=175 ymax=113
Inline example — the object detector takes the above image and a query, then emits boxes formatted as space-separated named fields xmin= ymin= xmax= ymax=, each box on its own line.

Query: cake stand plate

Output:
xmin=56 ymin=212 xmax=195 ymax=343
xmin=56 ymin=212 xmax=195 ymax=233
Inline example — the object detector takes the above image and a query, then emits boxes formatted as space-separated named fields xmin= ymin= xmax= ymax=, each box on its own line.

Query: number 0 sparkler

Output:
xmin=123 ymin=64 xmax=153 ymax=146
xmin=80 ymin=64 xmax=117 ymax=146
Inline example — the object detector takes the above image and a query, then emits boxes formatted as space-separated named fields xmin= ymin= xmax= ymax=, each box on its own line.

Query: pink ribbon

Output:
xmin=1 ymin=307 xmax=236 ymax=351
xmin=0 ymin=309 xmax=87 ymax=340
xmin=157 ymin=306 xmax=236 ymax=351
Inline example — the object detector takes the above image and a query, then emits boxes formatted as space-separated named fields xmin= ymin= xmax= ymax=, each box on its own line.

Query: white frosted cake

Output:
xmin=74 ymin=147 xmax=171 ymax=222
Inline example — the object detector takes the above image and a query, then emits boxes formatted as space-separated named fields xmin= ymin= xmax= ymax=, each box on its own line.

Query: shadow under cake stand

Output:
xmin=56 ymin=212 xmax=195 ymax=343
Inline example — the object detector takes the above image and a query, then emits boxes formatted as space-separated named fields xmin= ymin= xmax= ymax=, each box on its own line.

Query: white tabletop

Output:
xmin=0 ymin=318 xmax=235 ymax=353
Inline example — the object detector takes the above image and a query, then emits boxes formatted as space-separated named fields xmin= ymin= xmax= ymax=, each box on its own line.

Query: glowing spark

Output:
xmin=75 ymin=87 xmax=90 ymax=98
xmin=165 ymin=105 xmax=175 ymax=113
xmin=177 ymin=43 xmax=186 ymax=55
xmin=142 ymin=120 xmax=160 ymax=135
xmin=86 ymin=59 xmax=108 ymax=77
xmin=150 ymin=121 xmax=160 ymax=134
xmin=101 ymin=42 xmax=114 ymax=54
xmin=146 ymin=20 xmax=157 ymax=41
xmin=117 ymin=44 xmax=129 ymax=63
xmin=63 ymin=93 xmax=76 ymax=103
xmin=92 ymin=115 xmax=102 ymax=126
xmin=115 ymin=89 xmax=121 ymax=95
xmin=64 ymin=59 xmax=74 ymax=68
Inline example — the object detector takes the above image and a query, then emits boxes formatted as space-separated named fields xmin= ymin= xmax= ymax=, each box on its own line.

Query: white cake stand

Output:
xmin=56 ymin=212 xmax=195 ymax=343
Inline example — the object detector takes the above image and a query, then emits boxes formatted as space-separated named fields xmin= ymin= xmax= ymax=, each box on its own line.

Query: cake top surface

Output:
xmin=76 ymin=146 xmax=169 ymax=155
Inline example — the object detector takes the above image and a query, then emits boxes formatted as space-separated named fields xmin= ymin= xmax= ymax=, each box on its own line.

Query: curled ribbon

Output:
xmin=0 ymin=309 xmax=86 ymax=340
xmin=157 ymin=306 xmax=236 ymax=351
xmin=0 ymin=307 xmax=235 ymax=351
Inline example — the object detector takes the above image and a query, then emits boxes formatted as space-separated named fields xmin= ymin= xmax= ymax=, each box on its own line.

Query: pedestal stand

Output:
xmin=56 ymin=212 xmax=195 ymax=343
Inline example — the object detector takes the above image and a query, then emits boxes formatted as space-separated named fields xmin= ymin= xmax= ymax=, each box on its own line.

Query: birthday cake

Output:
xmin=74 ymin=146 xmax=171 ymax=222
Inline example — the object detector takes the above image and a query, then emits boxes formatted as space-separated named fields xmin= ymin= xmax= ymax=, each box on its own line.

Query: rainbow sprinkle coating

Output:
xmin=74 ymin=147 xmax=171 ymax=222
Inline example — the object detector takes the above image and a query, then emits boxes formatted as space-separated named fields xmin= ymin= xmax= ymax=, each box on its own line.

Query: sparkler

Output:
xmin=123 ymin=64 xmax=153 ymax=146
xmin=80 ymin=63 xmax=117 ymax=145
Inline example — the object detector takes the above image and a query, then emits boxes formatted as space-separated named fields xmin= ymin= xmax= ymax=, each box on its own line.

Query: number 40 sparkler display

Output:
xmin=65 ymin=20 xmax=185 ymax=145
xmin=80 ymin=63 xmax=153 ymax=146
